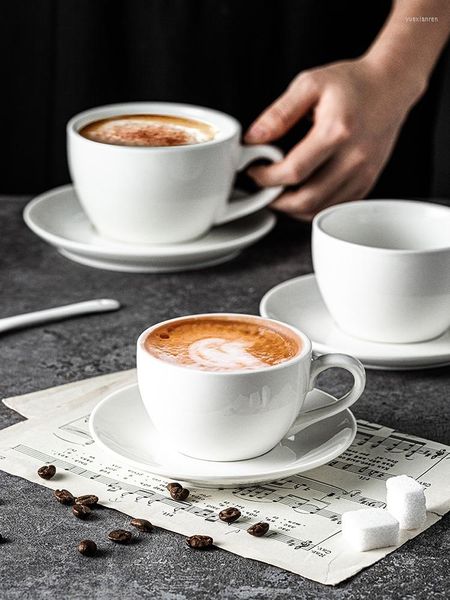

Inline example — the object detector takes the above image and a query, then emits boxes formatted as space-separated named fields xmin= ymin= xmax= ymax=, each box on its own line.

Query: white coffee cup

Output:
xmin=136 ymin=313 xmax=365 ymax=461
xmin=313 ymin=200 xmax=450 ymax=344
xmin=67 ymin=102 xmax=283 ymax=244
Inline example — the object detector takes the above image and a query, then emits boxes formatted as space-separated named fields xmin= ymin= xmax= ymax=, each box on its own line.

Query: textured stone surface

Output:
xmin=0 ymin=196 xmax=449 ymax=599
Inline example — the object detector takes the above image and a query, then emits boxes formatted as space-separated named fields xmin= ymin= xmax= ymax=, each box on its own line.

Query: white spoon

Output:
xmin=0 ymin=299 xmax=121 ymax=334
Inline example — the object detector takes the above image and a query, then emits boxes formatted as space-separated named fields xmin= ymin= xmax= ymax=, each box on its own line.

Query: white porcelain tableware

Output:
xmin=68 ymin=102 xmax=283 ymax=244
xmin=89 ymin=383 xmax=357 ymax=487
xmin=312 ymin=200 xmax=450 ymax=344
xmin=23 ymin=185 xmax=276 ymax=273
xmin=0 ymin=299 xmax=120 ymax=334
xmin=260 ymin=273 xmax=450 ymax=370
xmin=137 ymin=313 xmax=365 ymax=461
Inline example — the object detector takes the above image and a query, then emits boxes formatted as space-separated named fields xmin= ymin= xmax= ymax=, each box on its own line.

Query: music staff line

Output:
xmin=13 ymin=416 xmax=446 ymax=550
xmin=234 ymin=475 xmax=385 ymax=521
xmin=54 ymin=413 xmax=448 ymax=480
xmin=255 ymin=474 xmax=384 ymax=507
xmin=12 ymin=444 xmax=321 ymax=551
xmin=57 ymin=414 xmax=448 ymax=464
xmin=352 ymin=430 xmax=446 ymax=460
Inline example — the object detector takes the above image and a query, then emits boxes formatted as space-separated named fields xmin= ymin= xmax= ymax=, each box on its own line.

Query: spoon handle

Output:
xmin=0 ymin=299 xmax=121 ymax=334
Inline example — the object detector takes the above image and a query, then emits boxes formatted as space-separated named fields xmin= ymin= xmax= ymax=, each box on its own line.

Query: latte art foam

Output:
xmin=79 ymin=114 xmax=216 ymax=147
xmin=188 ymin=338 xmax=267 ymax=370
xmin=145 ymin=316 xmax=301 ymax=372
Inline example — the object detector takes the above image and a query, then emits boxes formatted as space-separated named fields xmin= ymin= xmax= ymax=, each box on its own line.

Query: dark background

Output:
xmin=1 ymin=0 xmax=449 ymax=198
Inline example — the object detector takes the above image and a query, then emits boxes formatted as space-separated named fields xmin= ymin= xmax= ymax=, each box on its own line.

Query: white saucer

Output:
xmin=24 ymin=185 xmax=276 ymax=273
xmin=89 ymin=383 xmax=356 ymax=487
xmin=260 ymin=274 xmax=450 ymax=371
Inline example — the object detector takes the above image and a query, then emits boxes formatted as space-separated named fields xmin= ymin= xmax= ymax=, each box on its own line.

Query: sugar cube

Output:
xmin=342 ymin=508 xmax=399 ymax=551
xmin=386 ymin=475 xmax=426 ymax=530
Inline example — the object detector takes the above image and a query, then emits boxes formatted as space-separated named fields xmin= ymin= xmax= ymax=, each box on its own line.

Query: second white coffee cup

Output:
xmin=137 ymin=314 xmax=365 ymax=462
xmin=67 ymin=102 xmax=283 ymax=244
xmin=313 ymin=200 xmax=450 ymax=344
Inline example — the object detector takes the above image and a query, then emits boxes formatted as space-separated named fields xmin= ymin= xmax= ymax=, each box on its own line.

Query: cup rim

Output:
xmin=313 ymin=199 xmax=450 ymax=255
xmin=137 ymin=313 xmax=311 ymax=375
xmin=67 ymin=101 xmax=240 ymax=152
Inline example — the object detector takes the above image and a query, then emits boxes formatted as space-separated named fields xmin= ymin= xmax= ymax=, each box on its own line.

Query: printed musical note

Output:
xmin=55 ymin=415 xmax=94 ymax=445
xmin=8 ymin=409 xmax=449 ymax=565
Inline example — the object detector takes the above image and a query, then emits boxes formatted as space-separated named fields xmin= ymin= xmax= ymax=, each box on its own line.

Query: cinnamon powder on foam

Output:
xmin=79 ymin=114 xmax=214 ymax=147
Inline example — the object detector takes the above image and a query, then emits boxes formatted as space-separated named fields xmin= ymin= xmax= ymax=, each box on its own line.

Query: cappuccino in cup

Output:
xmin=79 ymin=114 xmax=216 ymax=147
xmin=145 ymin=315 xmax=301 ymax=371
xmin=137 ymin=313 xmax=365 ymax=461
xmin=68 ymin=102 xmax=284 ymax=244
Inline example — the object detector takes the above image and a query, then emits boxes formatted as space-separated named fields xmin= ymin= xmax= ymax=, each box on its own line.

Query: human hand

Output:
xmin=245 ymin=57 xmax=425 ymax=220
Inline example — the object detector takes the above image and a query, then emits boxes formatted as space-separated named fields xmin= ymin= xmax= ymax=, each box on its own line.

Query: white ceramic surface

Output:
xmin=260 ymin=274 xmax=450 ymax=370
xmin=312 ymin=200 xmax=450 ymax=344
xmin=89 ymin=383 xmax=357 ymax=487
xmin=0 ymin=299 xmax=120 ymax=333
xmin=23 ymin=185 xmax=276 ymax=273
xmin=137 ymin=314 xmax=365 ymax=461
xmin=68 ymin=102 xmax=283 ymax=244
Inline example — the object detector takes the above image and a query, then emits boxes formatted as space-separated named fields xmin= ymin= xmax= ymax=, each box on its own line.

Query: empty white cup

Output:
xmin=312 ymin=200 xmax=450 ymax=344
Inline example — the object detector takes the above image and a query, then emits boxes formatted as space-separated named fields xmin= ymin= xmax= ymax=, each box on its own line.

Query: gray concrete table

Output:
xmin=0 ymin=195 xmax=449 ymax=600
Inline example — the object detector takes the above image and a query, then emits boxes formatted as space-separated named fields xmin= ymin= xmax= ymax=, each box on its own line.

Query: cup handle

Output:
xmin=214 ymin=145 xmax=284 ymax=225
xmin=287 ymin=353 xmax=366 ymax=437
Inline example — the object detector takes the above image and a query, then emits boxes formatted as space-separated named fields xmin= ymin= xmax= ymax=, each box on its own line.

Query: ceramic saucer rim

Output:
xmin=89 ymin=383 xmax=357 ymax=486
xmin=259 ymin=273 xmax=450 ymax=369
xmin=24 ymin=184 xmax=276 ymax=258
xmin=58 ymin=248 xmax=241 ymax=273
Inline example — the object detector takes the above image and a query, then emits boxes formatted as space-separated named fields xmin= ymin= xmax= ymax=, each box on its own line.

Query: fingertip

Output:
xmin=243 ymin=131 xmax=256 ymax=144
xmin=244 ymin=123 xmax=268 ymax=144
xmin=248 ymin=165 xmax=277 ymax=188
xmin=270 ymin=193 xmax=293 ymax=210
xmin=271 ymin=191 xmax=306 ymax=211
xmin=271 ymin=189 xmax=324 ymax=221
xmin=270 ymin=196 xmax=315 ymax=222
xmin=247 ymin=166 xmax=264 ymax=186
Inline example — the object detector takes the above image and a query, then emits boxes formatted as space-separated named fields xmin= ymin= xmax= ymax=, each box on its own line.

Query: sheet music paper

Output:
xmin=1 ymin=371 xmax=449 ymax=585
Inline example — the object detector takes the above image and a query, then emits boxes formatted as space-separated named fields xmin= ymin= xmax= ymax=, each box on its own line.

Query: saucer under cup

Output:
xmin=89 ymin=383 xmax=357 ymax=487
xmin=260 ymin=273 xmax=450 ymax=370
xmin=23 ymin=185 xmax=276 ymax=273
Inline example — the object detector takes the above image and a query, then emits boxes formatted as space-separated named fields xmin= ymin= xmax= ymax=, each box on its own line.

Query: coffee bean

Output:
xmin=166 ymin=482 xmax=182 ymax=493
xmin=130 ymin=518 xmax=153 ymax=532
xmin=108 ymin=529 xmax=132 ymax=544
xmin=219 ymin=507 xmax=241 ymax=524
xmin=247 ymin=522 xmax=269 ymax=537
xmin=38 ymin=465 xmax=56 ymax=480
xmin=54 ymin=489 xmax=75 ymax=505
xmin=78 ymin=539 xmax=97 ymax=557
xmin=72 ymin=504 xmax=91 ymax=519
xmin=186 ymin=535 xmax=213 ymax=549
xmin=75 ymin=494 xmax=99 ymax=507
xmin=169 ymin=485 xmax=190 ymax=501
xmin=173 ymin=487 xmax=190 ymax=501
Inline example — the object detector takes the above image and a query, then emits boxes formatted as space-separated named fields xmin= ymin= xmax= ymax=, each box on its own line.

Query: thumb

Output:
xmin=245 ymin=74 xmax=320 ymax=144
